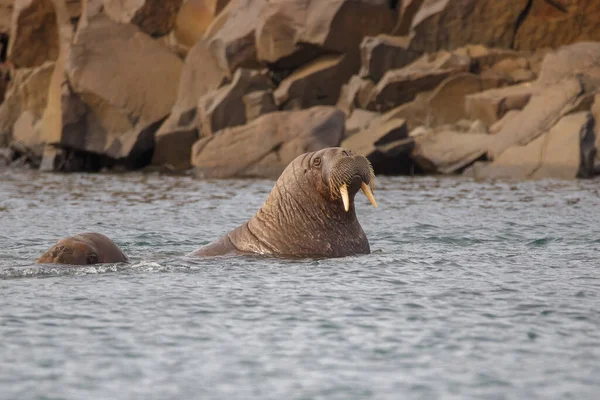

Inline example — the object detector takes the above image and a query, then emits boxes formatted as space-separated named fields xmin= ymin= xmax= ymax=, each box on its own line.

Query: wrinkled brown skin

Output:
xmin=36 ymin=232 xmax=128 ymax=265
xmin=188 ymin=147 xmax=374 ymax=258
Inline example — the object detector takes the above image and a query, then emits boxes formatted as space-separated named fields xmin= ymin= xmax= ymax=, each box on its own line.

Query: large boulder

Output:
xmin=359 ymin=35 xmax=419 ymax=83
xmin=173 ymin=0 xmax=230 ymax=48
xmin=424 ymin=73 xmax=499 ymax=127
xmin=65 ymin=15 xmax=183 ymax=160
xmin=191 ymin=106 xmax=344 ymax=178
xmin=196 ymin=68 xmax=272 ymax=136
xmin=344 ymin=109 xmax=379 ymax=137
xmin=480 ymin=42 xmax=600 ymax=160
xmin=204 ymin=0 xmax=265 ymax=72
xmin=342 ymin=116 xmax=408 ymax=157
xmin=255 ymin=0 xmax=396 ymax=68
xmin=8 ymin=0 xmax=60 ymax=68
xmin=465 ymin=83 xmax=535 ymax=126
xmin=0 ymin=0 xmax=12 ymax=36
xmin=536 ymin=41 xmax=600 ymax=86
xmin=2 ymin=0 xmax=73 ymax=158
xmin=411 ymin=128 xmax=491 ymax=174
xmin=365 ymin=50 xmax=471 ymax=111
xmin=103 ymin=0 xmax=184 ymax=37
xmin=274 ymin=54 xmax=359 ymax=109
xmin=243 ymin=90 xmax=276 ymax=122
xmin=0 ymin=63 xmax=55 ymax=152
xmin=486 ymin=77 xmax=588 ymax=160
xmin=152 ymin=39 xmax=229 ymax=170
xmin=337 ymin=75 xmax=375 ymax=115
xmin=470 ymin=112 xmax=596 ymax=180
xmin=408 ymin=0 xmax=529 ymax=53
xmin=513 ymin=0 xmax=600 ymax=51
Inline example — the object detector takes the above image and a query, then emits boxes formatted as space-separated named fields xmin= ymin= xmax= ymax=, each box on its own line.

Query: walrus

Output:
xmin=36 ymin=232 xmax=128 ymax=265
xmin=188 ymin=147 xmax=378 ymax=258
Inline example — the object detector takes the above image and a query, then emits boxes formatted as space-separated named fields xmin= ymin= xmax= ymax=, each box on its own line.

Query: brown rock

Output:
xmin=486 ymin=78 xmax=586 ymax=160
xmin=0 ymin=63 xmax=55 ymax=150
xmin=197 ymin=68 xmax=272 ymax=136
xmin=592 ymin=94 xmax=600 ymax=160
xmin=393 ymin=0 xmax=425 ymax=35
xmin=0 ymin=147 xmax=13 ymax=165
xmin=345 ymin=109 xmax=379 ymax=137
xmin=365 ymin=50 xmax=471 ymax=111
xmin=191 ymin=106 xmax=344 ymax=178
xmin=374 ymin=90 xmax=432 ymax=133
xmin=3 ymin=0 xmax=74 ymax=164
xmin=411 ymin=129 xmax=491 ymax=174
xmin=66 ymin=15 xmax=183 ymax=159
xmin=254 ymin=0 xmax=313 ymax=68
xmin=255 ymin=0 xmax=396 ymax=68
xmin=337 ymin=75 xmax=375 ymax=115
xmin=425 ymin=73 xmax=498 ymax=127
xmin=342 ymin=111 xmax=417 ymax=175
xmin=342 ymin=117 xmax=408 ymax=158
xmin=472 ymin=112 xmax=596 ymax=180
xmin=8 ymin=0 xmax=60 ymax=68
xmin=481 ymin=57 xmax=536 ymax=85
xmin=474 ymin=42 xmax=600 ymax=162
xmin=298 ymin=0 xmax=396 ymax=55
xmin=488 ymin=110 xmax=520 ymax=135
xmin=514 ymin=0 xmax=600 ymax=51
xmin=0 ymin=65 xmax=55 ymax=156
xmin=454 ymin=44 xmax=529 ymax=72
xmin=343 ymin=117 xmax=408 ymax=156
xmin=152 ymin=39 xmax=229 ymax=170
xmin=537 ymin=42 xmax=600 ymax=86
xmin=243 ymin=90 xmax=276 ymax=122
xmin=0 ymin=65 xmax=10 ymax=108
xmin=0 ymin=0 xmax=13 ymax=35
xmin=409 ymin=0 xmax=529 ymax=53
xmin=465 ymin=83 xmax=535 ymax=127
xmin=359 ymin=35 xmax=419 ymax=82
xmin=274 ymin=54 xmax=359 ymax=109
xmin=204 ymin=0 xmax=265 ymax=72
xmin=174 ymin=0 xmax=230 ymax=48
xmin=103 ymin=0 xmax=184 ymax=37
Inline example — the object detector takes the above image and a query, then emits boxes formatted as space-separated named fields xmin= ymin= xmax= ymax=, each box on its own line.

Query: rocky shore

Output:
xmin=1 ymin=0 xmax=600 ymax=180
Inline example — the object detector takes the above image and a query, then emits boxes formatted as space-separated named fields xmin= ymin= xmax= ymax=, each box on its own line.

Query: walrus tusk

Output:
xmin=361 ymin=182 xmax=378 ymax=208
xmin=339 ymin=184 xmax=350 ymax=212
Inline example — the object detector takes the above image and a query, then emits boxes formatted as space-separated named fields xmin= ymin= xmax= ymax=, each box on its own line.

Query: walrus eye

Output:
xmin=87 ymin=253 xmax=98 ymax=264
xmin=313 ymin=157 xmax=322 ymax=167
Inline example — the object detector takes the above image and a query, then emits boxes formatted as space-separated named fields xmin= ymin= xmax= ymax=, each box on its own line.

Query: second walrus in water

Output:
xmin=188 ymin=147 xmax=378 ymax=258
xmin=36 ymin=232 xmax=128 ymax=265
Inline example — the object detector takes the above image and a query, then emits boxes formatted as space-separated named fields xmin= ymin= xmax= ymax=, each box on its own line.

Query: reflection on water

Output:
xmin=1 ymin=169 xmax=600 ymax=399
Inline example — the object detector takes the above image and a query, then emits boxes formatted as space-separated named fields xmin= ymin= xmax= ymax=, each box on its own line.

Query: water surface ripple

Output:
xmin=1 ymin=170 xmax=599 ymax=399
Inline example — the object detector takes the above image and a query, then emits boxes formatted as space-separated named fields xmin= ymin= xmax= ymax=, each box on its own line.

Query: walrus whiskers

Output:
xmin=328 ymin=156 xmax=376 ymax=212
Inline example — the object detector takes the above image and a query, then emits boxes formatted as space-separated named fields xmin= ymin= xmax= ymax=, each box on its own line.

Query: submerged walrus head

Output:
xmin=36 ymin=232 xmax=128 ymax=265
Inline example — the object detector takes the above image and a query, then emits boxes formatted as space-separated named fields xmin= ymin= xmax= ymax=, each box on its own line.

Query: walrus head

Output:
xmin=36 ymin=233 xmax=128 ymax=265
xmin=219 ymin=147 xmax=378 ymax=258
xmin=310 ymin=147 xmax=377 ymax=212
xmin=36 ymin=240 xmax=100 ymax=265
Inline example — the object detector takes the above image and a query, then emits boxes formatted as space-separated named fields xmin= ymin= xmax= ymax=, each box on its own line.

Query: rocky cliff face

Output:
xmin=1 ymin=0 xmax=600 ymax=180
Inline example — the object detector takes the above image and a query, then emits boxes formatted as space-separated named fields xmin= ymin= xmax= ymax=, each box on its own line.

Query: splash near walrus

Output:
xmin=36 ymin=232 xmax=128 ymax=265
xmin=188 ymin=147 xmax=378 ymax=258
